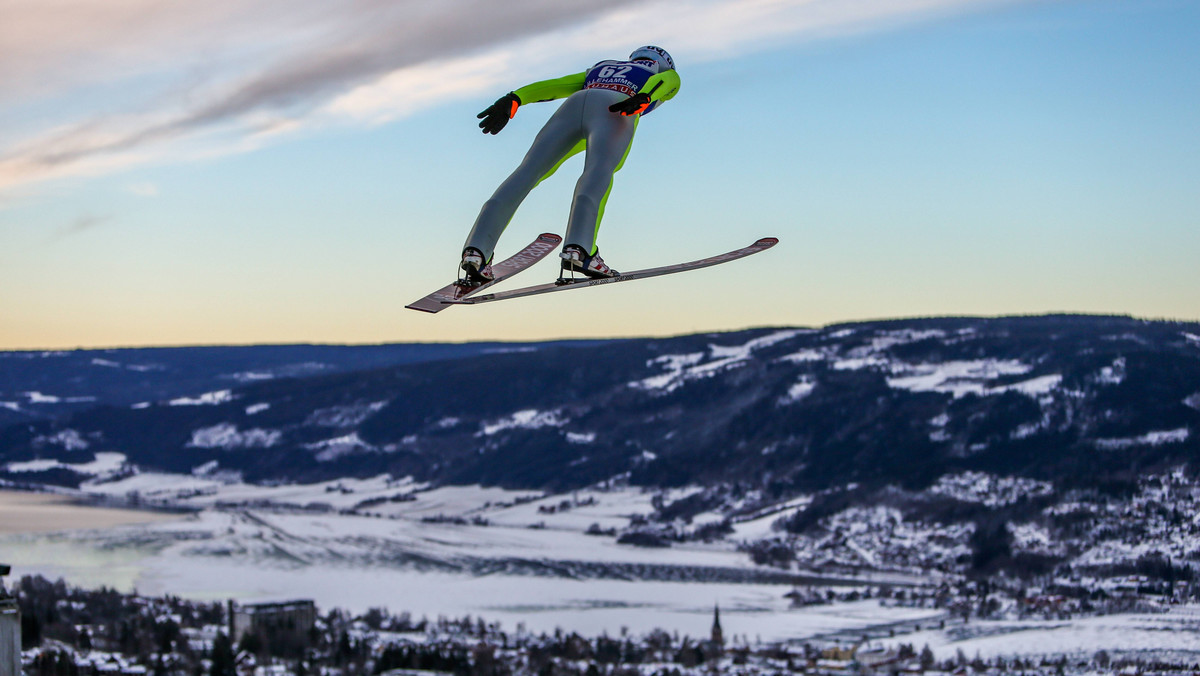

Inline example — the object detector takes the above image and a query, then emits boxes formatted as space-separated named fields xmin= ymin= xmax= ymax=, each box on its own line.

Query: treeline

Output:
xmin=17 ymin=575 xmax=224 ymax=653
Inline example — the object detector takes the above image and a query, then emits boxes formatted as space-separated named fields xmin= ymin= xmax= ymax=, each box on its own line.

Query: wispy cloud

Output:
xmin=0 ymin=0 xmax=1029 ymax=196
xmin=53 ymin=213 xmax=112 ymax=239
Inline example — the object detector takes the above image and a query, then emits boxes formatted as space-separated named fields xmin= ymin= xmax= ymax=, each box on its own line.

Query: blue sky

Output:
xmin=1 ymin=0 xmax=1197 ymax=349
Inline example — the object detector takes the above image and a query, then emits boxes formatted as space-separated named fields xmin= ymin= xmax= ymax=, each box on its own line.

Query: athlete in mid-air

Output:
xmin=459 ymin=46 xmax=680 ymax=283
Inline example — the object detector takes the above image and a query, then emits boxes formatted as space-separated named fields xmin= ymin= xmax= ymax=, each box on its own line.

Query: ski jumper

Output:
xmin=463 ymin=59 xmax=681 ymax=261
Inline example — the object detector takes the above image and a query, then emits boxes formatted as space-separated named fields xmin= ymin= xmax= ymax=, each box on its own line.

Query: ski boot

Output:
xmin=559 ymin=245 xmax=619 ymax=281
xmin=459 ymin=247 xmax=494 ymax=286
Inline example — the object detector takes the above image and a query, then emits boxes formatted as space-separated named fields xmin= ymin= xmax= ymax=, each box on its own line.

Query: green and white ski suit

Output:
xmin=464 ymin=59 xmax=680 ymax=261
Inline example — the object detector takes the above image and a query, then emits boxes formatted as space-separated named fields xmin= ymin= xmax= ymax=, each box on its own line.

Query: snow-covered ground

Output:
xmin=5 ymin=450 xmax=125 ymax=475
xmin=632 ymin=330 xmax=806 ymax=394
xmin=880 ymin=606 xmax=1200 ymax=662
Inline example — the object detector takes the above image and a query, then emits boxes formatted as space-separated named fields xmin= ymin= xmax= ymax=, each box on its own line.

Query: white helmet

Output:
xmin=629 ymin=45 xmax=674 ymax=72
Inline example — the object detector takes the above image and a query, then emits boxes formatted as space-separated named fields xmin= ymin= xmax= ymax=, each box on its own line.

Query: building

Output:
xmin=703 ymin=603 xmax=725 ymax=665
xmin=710 ymin=604 xmax=724 ymax=648
xmin=228 ymin=599 xmax=316 ymax=649
xmin=1 ymin=564 xmax=20 ymax=676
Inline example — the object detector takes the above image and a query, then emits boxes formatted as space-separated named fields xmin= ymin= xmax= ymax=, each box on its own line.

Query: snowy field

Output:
xmin=0 ymin=477 xmax=938 ymax=642
xmin=880 ymin=606 xmax=1200 ymax=662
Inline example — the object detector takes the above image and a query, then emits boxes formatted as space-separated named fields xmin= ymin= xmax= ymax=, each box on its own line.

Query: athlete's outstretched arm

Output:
xmin=477 ymin=71 xmax=589 ymax=134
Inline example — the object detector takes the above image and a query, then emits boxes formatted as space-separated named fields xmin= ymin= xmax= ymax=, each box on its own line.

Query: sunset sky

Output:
xmin=2 ymin=0 xmax=1197 ymax=349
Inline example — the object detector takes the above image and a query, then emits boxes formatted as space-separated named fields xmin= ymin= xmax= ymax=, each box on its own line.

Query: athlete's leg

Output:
xmin=463 ymin=94 xmax=586 ymax=261
xmin=562 ymin=89 xmax=638 ymax=254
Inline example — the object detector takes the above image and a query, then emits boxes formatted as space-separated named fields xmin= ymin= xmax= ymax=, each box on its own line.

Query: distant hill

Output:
xmin=3 ymin=315 xmax=1198 ymax=497
xmin=0 ymin=340 xmax=603 ymax=426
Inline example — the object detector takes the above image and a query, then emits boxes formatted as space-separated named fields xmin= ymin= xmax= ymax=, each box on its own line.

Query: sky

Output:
xmin=1 ymin=0 xmax=1197 ymax=350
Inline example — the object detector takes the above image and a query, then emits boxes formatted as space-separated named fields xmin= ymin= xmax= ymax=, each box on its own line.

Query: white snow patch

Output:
xmin=1184 ymin=393 xmax=1200 ymax=412
xmin=1004 ymin=374 xmax=1063 ymax=397
xmin=777 ymin=348 xmax=826 ymax=363
xmin=35 ymin=429 xmax=90 ymax=451
xmin=24 ymin=391 xmax=96 ymax=404
xmin=126 ymin=363 xmax=161 ymax=373
xmin=192 ymin=460 xmax=220 ymax=476
xmin=1095 ymin=357 xmax=1126 ymax=385
xmin=0 ymin=401 xmax=20 ymax=412
xmin=1011 ymin=416 xmax=1050 ymax=440
xmin=226 ymin=371 xmax=276 ymax=383
xmin=633 ymin=331 xmax=803 ymax=394
xmin=729 ymin=495 xmax=813 ymax=541
xmin=778 ymin=376 xmax=816 ymax=405
xmin=479 ymin=409 xmax=567 ymax=436
xmin=565 ymin=431 xmax=596 ymax=445
xmin=186 ymin=423 xmax=281 ymax=450
xmin=1183 ymin=332 xmax=1200 ymax=346
xmin=929 ymin=413 xmax=951 ymax=442
xmin=91 ymin=358 xmax=121 ymax=368
xmin=306 ymin=433 xmax=376 ymax=462
xmin=436 ymin=417 xmax=461 ymax=429
xmin=79 ymin=453 xmax=128 ymax=474
xmin=5 ymin=451 xmax=126 ymax=477
xmin=863 ymin=329 xmax=947 ymax=353
xmin=886 ymin=359 xmax=1029 ymax=395
xmin=1094 ymin=427 xmax=1190 ymax=451
xmin=245 ymin=403 xmax=270 ymax=415
xmin=170 ymin=390 xmax=233 ymax=406
xmin=708 ymin=329 xmax=803 ymax=361
xmin=5 ymin=459 xmax=67 ymax=473
xmin=830 ymin=329 xmax=944 ymax=371
xmin=631 ymin=352 xmax=705 ymax=392
xmin=886 ymin=359 xmax=1060 ymax=399
xmin=832 ymin=355 xmax=888 ymax=371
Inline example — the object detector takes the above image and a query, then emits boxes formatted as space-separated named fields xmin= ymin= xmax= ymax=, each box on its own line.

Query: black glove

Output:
xmin=609 ymin=92 xmax=651 ymax=116
xmin=477 ymin=92 xmax=521 ymax=134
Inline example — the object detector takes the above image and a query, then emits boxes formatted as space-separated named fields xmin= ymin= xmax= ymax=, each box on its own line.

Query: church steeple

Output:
xmin=711 ymin=604 xmax=724 ymax=647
